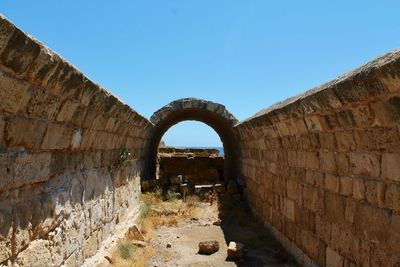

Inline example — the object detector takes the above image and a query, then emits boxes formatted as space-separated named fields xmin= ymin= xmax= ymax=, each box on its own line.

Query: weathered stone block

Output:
xmin=369 ymin=243 xmax=400 ymax=267
xmin=337 ymin=109 xmax=356 ymax=128
xmin=284 ymin=198 xmax=295 ymax=221
xmin=320 ymin=132 xmax=338 ymax=150
xmin=325 ymin=174 xmax=340 ymax=193
xmin=372 ymin=96 xmax=400 ymax=126
xmin=70 ymin=106 xmax=87 ymax=127
xmin=352 ymin=105 xmax=375 ymax=127
xmin=339 ymin=176 xmax=352 ymax=196
xmin=0 ymin=28 xmax=40 ymax=74
xmin=374 ymin=126 xmax=400 ymax=152
xmin=0 ymin=71 xmax=31 ymax=113
xmin=0 ymin=207 xmax=12 ymax=263
xmin=56 ymin=100 xmax=80 ymax=122
xmin=388 ymin=215 xmax=400 ymax=252
xmin=385 ymin=183 xmax=400 ymax=212
xmin=287 ymin=177 xmax=303 ymax=204
xmin=336 ymin=153 xmax=349 ymax=174
xmin=297 ymin=151 xmax=307 ymax=168
xmin=306 ymin=151 xmax=320 ymax=169
xmin=301 ymin=230 xmax=320 ymax=260
xmin=305 ymin=170 xmax=324 ymax=188
xmin=320 ymin=151 xmax=337 ymax=172
xmin=26 ymin=46 xmax=59 ymax=87
xmin=0 ymin=16 xmax=15 ymax=52
xmin=335 ymin=131 xmax=356 ymax=151
xmin=14 ymin=152 xmax=51 ymax=188
xmin=381 ymin=153 xmax=400 ymax=181
xmin=15 ymin=239 xmax=52 ymax=267
xmin=41 ymin=123 xmax=73 ymax=150
xmin=315 ymin=215 xmax=331 ymax=244
xmin=82 ymin=234 xmax=98 ymax=259
xmin=344 ymin=198 xmax=356 ymax=225
xmin=326 ymin=247 xmax=344 ymax=267
xmin=354 ymin=203 xmax=391 ymax=244
xmin=304 ymin=116 xmax=322 ymax=131
xmin=4 ymin=116 xmax=47 ymax=149
xmin=287 ymin=150 xmax=297 ymax=167
xmin=365 ymin=179 xmax=385 ymax=206
xmin=12 ymin=204 xmax=31 ymax=256
xmin=330 ymin=224 xmax=360 ymax=262
xmin=349 ymin=153 xmax=380 ymax=177
xmin=71 ymin=129 xmax=82 ymax=150
xmin=325 ymin=192 xmax=345 ymax=224
xmin=303 ymin=185 xmax=324 ymax=214
xmin=352 ymin=178 xmax=365 ymax=200
xmin=26 ymin=88 xmax=61 ymax=120
xmin=379 ymin=72 xmax=400 ymax=93
xmin=0 ymin=115 xmax=5 ymax=149
xmin=353 ymin=129 xmax=376 ymax=151
xmin=0 ymin=239 xmax=11 ymax=264
xmin=50 ymin=152 xmax=69 ymax=176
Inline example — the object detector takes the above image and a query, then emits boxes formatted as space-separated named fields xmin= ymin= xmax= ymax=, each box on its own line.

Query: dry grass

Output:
xmin=112 ymin=189 xmax=204 ymax=266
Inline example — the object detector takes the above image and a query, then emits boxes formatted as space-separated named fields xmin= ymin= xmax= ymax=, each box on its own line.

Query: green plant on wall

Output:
xmin=117 ymin=149 xmax=136 ymax=168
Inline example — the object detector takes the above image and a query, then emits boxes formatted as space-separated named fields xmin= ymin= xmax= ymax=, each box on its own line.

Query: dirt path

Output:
xmin=94 ymin=193 xmax=298 ymax=267
xmin=147 ymin=202 xmax=298 ymax=267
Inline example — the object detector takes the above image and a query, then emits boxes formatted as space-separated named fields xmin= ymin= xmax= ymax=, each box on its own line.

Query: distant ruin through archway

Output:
xmin=145 ymin=98 xmax=241 ymax=183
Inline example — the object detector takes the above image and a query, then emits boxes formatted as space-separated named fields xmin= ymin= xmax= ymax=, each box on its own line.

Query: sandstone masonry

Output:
xmin=236 ymin=49 xmax=400 ymax=266
xmin=1 ymin=12 xmax=400 ymax=267
xmin=0 ymin=15 xmax=153 ymax=266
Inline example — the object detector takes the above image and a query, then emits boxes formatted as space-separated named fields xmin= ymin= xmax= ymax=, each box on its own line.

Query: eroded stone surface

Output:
xmin=0 ymin=16 xmax=152 ymax=267
xmin=0 ymin=11 xmax=400 ymax=267
xmin=237 ymin=48 xmax=400 ymax=266
xmin=150 ymin=98 xmax=238 ymax=126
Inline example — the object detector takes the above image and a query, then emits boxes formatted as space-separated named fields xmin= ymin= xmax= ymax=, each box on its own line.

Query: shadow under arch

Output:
xmin=145 ymin=98 xmax=241 ymax=184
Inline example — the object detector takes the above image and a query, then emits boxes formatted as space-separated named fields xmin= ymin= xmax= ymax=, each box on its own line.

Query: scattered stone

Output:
xmin=214 ymin=184 xmax=225 ymax=193
xmin=226 ymin=241 xmax=245 ymax=261
xmin=191 ymin=217 xmax=199 ymax=221
xmin=198 ymin=240 xmax=219 ymax=255
xmin=104 ymin=256 xmax=114 ymax=264
xmin=126 ymin=225 xmax=145 ymax=241
xmin=166 ymin=243 xmax=172 ymax=248
xmin=162 ymin=209 xmax=179 ymax=216
xmin=132 ymin=241 xmax=146 ymax=248
xmin=213 ymin=219 xmax=221 ymax=226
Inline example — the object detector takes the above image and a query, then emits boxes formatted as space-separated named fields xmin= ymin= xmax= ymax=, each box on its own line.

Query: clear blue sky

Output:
xmin=1 ymin=1 xmax=399 ymax=146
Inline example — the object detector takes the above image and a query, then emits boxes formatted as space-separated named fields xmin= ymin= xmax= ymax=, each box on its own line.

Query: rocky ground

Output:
xmin=148 ymin=201 xmax=298 ymax=267
xmin=94 ymin=190 xmax=298 ymax=267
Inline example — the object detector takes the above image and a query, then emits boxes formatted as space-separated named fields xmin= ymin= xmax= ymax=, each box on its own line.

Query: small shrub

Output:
xmin=117 ymin=149 xmax=134 ymax=168
xmin=118 ymin=242 xmax=134 ymax=259
xmin=166 ymin=190 xmax=180 ymax=201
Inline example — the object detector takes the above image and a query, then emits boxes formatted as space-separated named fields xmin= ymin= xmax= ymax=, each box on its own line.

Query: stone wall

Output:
xmin=236 ymin=49 xmax=400 ymax=266
xmin=159 ymin=154 xmax=224 ymax=185
xmin=0 ymin=16 xmax=153 ymax=266
xmin=159 ymin=147 xmax=220 ymax=157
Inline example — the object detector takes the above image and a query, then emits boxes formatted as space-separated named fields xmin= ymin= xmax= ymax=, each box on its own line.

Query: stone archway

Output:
xmin=145 ymin=98 xmax=240 ymax=184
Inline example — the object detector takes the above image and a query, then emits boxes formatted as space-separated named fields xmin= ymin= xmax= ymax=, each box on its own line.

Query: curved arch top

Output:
xmin=150 ymin=98 xmax=238 ymax=126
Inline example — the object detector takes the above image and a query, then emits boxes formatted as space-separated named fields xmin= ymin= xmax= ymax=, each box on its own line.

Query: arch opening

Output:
xmin=144 ymin=98 xmax=241 ymax=187
xmin=158 ymin=121 xmax=225 ymax=185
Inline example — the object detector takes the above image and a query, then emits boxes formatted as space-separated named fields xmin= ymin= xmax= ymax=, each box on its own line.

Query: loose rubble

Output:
xmin=198 ymin=240 xmax=220 ymax=255
xmin=227 ymin=241 xmax=245 ymax=261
